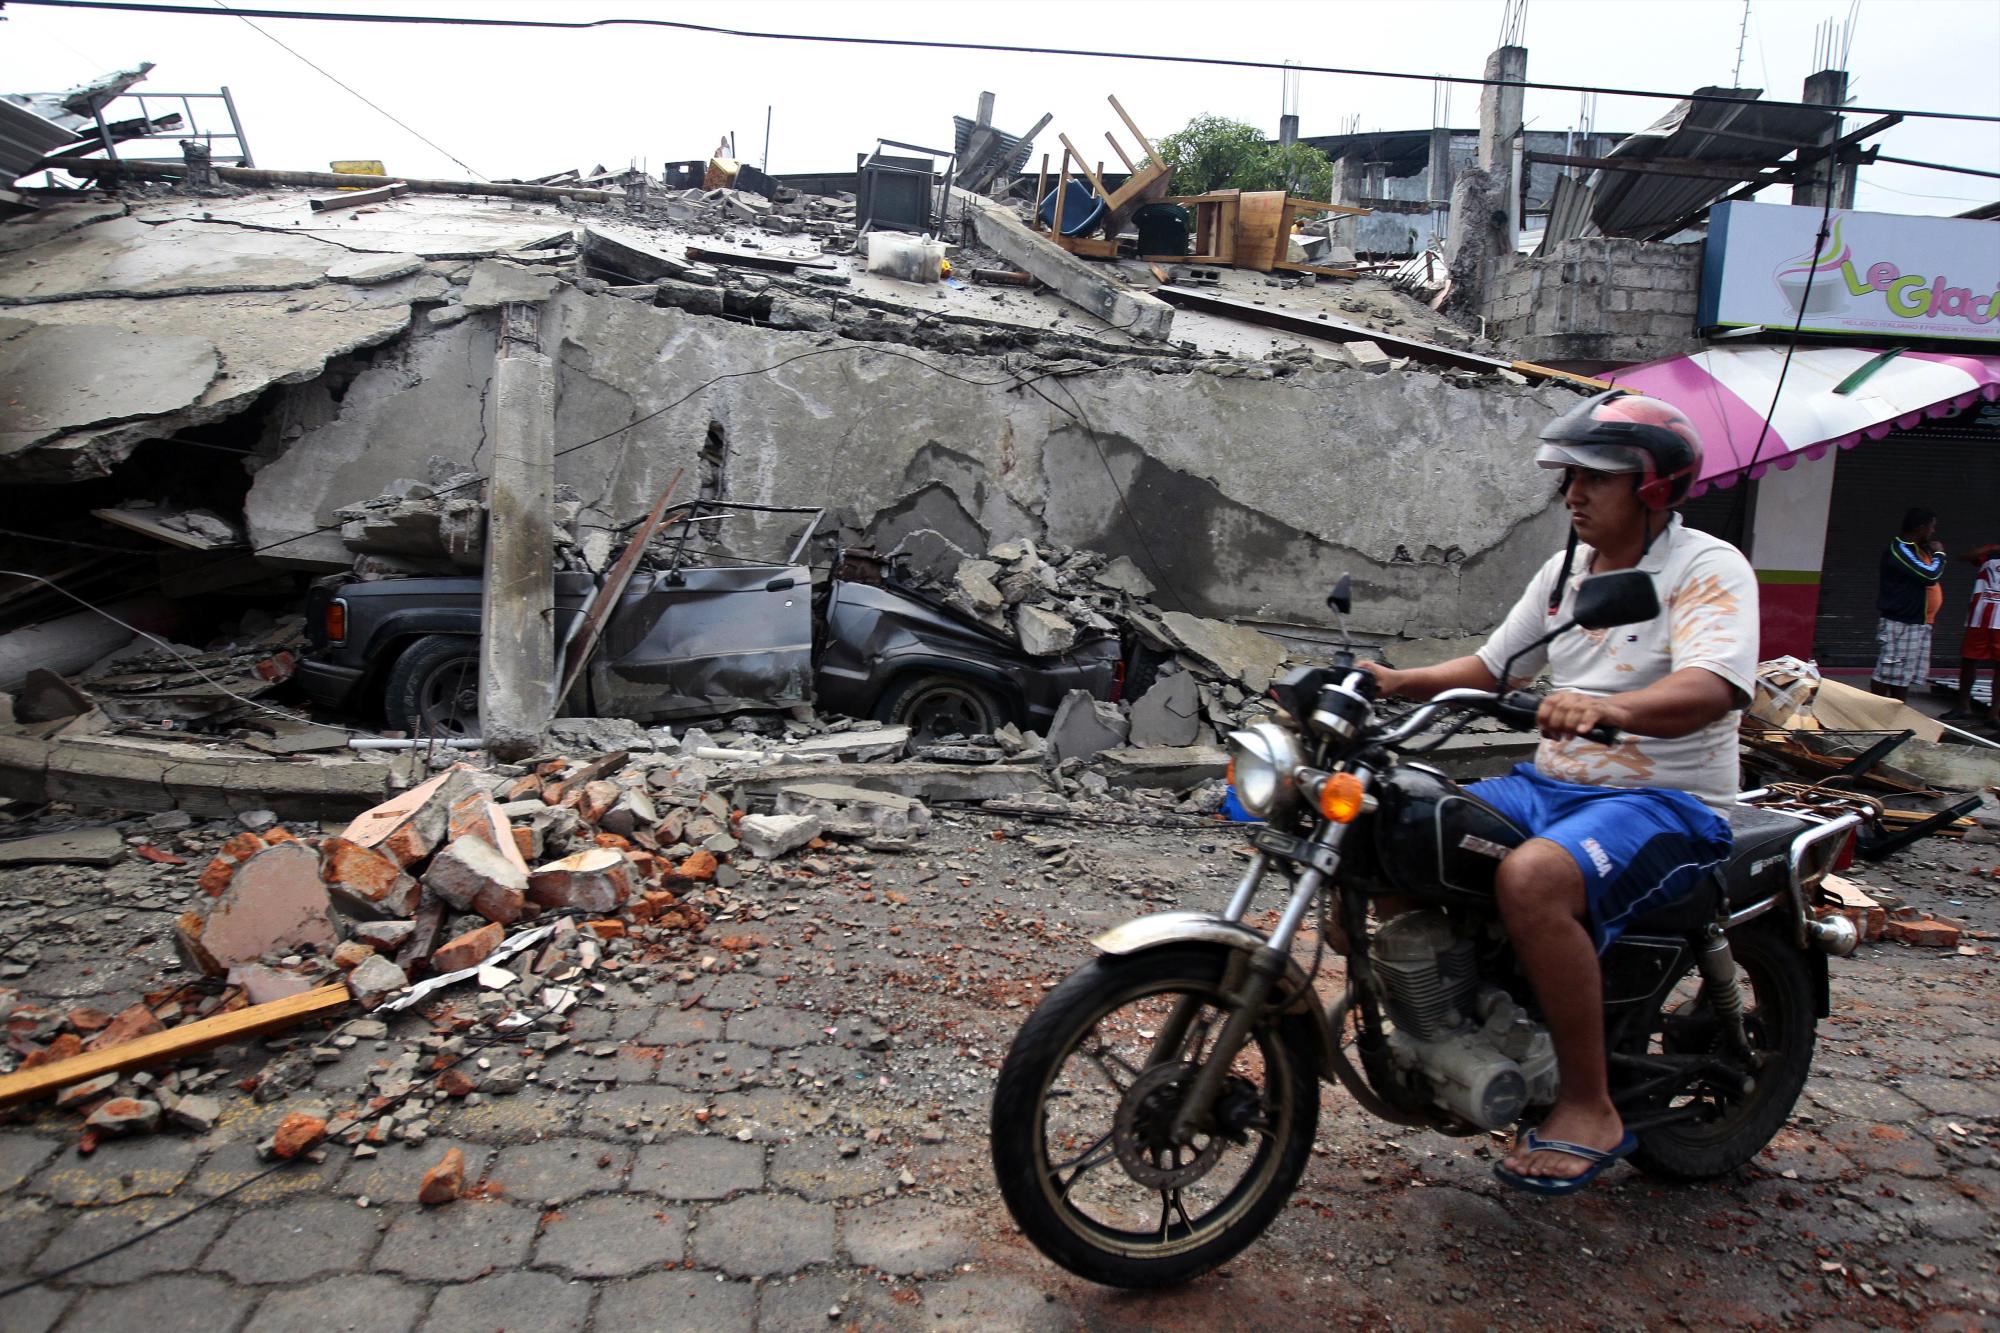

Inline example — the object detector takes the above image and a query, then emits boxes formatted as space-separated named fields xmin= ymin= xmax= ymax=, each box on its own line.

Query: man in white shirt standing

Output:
xmin=1365 ymin=390 xmax=1758 ymax=1196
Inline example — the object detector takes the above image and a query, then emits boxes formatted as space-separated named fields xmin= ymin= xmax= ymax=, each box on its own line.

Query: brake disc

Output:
xmin=1111 ymin=1062 xmax=1227 ymax=1189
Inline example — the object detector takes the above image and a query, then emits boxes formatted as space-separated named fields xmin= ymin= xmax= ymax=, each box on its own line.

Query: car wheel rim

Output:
xmin=910 ymin=686 xmax=986 ymax=742
xmin=420 ymin=658 xmax=479 ymax=738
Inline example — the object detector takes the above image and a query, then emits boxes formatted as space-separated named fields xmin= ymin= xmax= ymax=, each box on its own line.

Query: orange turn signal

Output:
xmin=325 ymin=598 xmax=347 ymax=644
xmin=1318 ymin=771 xmax=1366 ymax=823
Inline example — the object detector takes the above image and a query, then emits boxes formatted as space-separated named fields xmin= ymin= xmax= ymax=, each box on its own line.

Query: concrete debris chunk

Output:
xmin=346 ymin=953 xmax=408 ymax=1008
xmin=461 ymin=258 xmax=560 ymax=309
xmin=165 ymin=1093 xmax=223 ymax=1134
xmin=175 ymin=840 xmax=338 ymax=977
xmin=1046 ymin=689 xmax=1130 ymax=763
xmin=1157 ymin=612 xmax=1288 ymax=694
xmin=425 ymin=834 xmax=529 ymax=925
xmin=528 ymin=849 xmax=633 ymax=914
xmin=737 ymin=813 xmax=822 ymax=861
xmin=1015 ymin=604 xmax=1078 ymax=657
xmin=1128 ymin=670 xmax=1202 ymax=748
xmin=951 ymin=561 xmax=1005 ymax=616
xmin=1092 ymin=555 xmax=1155 ymax=597
xmin=351 ymin=919 xmax=416 ymax=952
xmin=85 ymin=1096 xmax=162 ymax=1136
xmin=0 ymin=827 xmax=128 ymax=867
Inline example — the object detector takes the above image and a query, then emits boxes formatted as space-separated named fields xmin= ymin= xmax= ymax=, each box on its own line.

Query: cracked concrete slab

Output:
xmin=2 ymin=288 xmax=420 ymax=481
xmin=0 ymin=320 xmax=219 ymax=458
xmin=0 ymin=215 xmax=344 ymax=304
xmin=130 ymin=192 xmax=576 ymax=259
xmin=0 ymin=198 xmax=127 ymax=256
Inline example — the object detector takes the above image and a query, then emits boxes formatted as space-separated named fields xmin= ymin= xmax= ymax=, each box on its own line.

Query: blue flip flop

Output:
xmin=1492 ymin=1129 xmax=1639 ymax=1196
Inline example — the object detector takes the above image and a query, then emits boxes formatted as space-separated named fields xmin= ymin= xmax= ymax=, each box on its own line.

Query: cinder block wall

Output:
xmin=1482 ymin=237 xmax=1704 ymax=366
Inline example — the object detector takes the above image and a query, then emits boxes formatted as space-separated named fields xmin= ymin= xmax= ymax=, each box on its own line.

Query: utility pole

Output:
xmin=762 ymin=106 xmax=772 ymax=173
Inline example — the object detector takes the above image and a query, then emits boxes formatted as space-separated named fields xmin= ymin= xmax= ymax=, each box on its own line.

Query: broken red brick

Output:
xmin=331 ymin=940 xmax=376 ymax=971
xmin=592 ymin=832 xmax=633 ymax=852
xmin=1886 ymin=918 xmax=1960 ymax=948
xmin=320 ymin=837 xmax=421 ymax=919
xmin=66 ymin=1005 xmax=113 ymax=1033
xmin=503 ymin=773 xmax=543 ymax=802
xmin=84 ymin=1003 xmax=164 ymax=1052
xmin=577 ymin=780 xmax=621 ymax=825
xmin=261 ymin=826 xmax=298 ymax=844
xmin=628 ymin=889 xmax=681 ymax=923
xmin=668 ymin=850 xmax=717 ymax=885
xmin=174 ymin=910 xmax=221 ymax=974
xmin=435 ymin=1067 xmax=476 ymax=1098
xmin=430 ymin=922 xmax=504 ymax=974
xmin=339 ymin=765 xmax=479 ymax=868
xmin=419 ymin=1146 xmax=466 ymax=1205
xmin=133 ymin=845 xmax=187 ymax=866
xmin=21 ymin=1032 xmax=84 ymax=1069
xmin=582 ymin=919 xmax=626 ymax=940
xmin=270 ymin=1111 xmax=327 ymax=1160
xmin=220 ymin=831 xmax=268 ymax=862
xmin=196 ymin=857 xmax=237 ymax=897
xmin=510 ymin=827 xmax=536 ymax=865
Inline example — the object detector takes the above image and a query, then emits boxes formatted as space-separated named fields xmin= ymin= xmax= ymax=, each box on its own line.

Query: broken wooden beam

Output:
xmin=309 ymin=181 xmax=408 ymax=212
xmin=0 ymin=983 xmax=351 ymax=1112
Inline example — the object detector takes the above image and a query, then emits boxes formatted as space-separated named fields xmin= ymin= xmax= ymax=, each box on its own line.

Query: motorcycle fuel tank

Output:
xmin=1371 ymin=764 xmax=1526 ymax=904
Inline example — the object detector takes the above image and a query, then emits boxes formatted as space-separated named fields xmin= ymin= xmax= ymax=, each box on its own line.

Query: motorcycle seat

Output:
xmin=1620 ymin=805 xmax=1811 ymax=937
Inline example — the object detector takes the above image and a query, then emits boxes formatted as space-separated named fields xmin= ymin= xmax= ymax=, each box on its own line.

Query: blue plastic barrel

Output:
xmin=1037 ymin=180 xmax=1107 ymax=237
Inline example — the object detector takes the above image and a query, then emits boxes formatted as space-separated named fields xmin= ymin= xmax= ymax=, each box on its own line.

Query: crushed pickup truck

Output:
xmin=299 ymin=502 xmax=1123 ymax=741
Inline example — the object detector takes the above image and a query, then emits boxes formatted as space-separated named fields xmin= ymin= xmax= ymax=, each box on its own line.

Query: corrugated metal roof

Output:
xmin=0 ymin=100 xmax=74 ymax=184
xmin=1587 ymin=88 xmax=1836 ymax=241
xmin=1535 ymin=172 xmax=1596 ymax=255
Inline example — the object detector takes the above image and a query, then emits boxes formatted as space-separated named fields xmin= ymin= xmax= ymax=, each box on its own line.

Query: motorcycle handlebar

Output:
xmin=1378 ymin=688 xmax=1621 ymax=747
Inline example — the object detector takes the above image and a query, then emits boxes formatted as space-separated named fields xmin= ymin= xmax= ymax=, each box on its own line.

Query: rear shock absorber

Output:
xmin=1697 ymin=928 xmax=1757 ymax=1072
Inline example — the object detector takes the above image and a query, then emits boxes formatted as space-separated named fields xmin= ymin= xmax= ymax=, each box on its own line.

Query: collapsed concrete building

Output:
xmin=0 ymin=129 xmax=1592 ymax=746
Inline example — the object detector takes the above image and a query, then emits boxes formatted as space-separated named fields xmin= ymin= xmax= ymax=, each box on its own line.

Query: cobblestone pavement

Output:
xmin=1 ymin=804 xmax=1996 ymax=1331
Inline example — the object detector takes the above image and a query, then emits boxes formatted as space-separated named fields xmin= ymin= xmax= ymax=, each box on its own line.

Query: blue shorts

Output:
xmin=1466 ymin=764 xmax=1733 ymax=951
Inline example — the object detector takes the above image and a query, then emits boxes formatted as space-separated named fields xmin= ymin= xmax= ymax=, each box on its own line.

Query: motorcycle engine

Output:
xmin=1372 ymin=910 xmax=1559 ymax=1130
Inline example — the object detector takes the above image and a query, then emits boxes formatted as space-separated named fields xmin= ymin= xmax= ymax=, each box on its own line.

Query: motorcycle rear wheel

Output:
xmin=1629 ymin=923 xmax=1816 ymax=1181
xmin=989 ymin=945 xmax=1321 ymax=1289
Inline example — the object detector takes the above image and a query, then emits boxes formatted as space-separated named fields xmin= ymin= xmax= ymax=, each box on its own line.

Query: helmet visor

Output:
xmin=1534 ymin=441 xmax=1648 ymax=474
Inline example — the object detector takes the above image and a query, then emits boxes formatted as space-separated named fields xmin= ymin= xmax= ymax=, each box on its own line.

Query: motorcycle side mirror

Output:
xmin=1326 ymin=574 xmax=1352 ymax=616
xmin=1570 ymin=570 xmax=1659 ymax=630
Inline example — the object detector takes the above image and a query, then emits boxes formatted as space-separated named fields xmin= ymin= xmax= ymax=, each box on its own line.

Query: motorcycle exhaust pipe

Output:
xmin=1807 ymin=913 xmax=1860 ymax=958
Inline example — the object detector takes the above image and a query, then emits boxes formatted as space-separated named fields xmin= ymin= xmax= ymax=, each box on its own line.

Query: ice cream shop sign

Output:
xmin=1700 ymin=201 xmax=1999 ymax=343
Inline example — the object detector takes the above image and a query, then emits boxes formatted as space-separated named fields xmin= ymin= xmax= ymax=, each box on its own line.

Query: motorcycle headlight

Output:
xmin=1227 ymin=721 xmax=1302 ymax=818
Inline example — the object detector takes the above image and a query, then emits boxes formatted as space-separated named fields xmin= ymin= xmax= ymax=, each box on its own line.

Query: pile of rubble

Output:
xmin=3 ymin=737 xmax=926 ymax=1153
xmin=886 ymin=527 xmax=1286 ymax=742
xmin=335 ymin=468 xmax=594 ymax=578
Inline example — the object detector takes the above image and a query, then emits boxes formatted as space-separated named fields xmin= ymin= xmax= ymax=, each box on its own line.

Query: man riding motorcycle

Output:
xmin=1362 ymin=389 xmax=1757 ymax=1195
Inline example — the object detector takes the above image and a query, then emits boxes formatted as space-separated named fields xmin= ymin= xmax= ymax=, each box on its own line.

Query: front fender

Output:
xmin=1093 ymin=911 xmax=1337 ymax=1074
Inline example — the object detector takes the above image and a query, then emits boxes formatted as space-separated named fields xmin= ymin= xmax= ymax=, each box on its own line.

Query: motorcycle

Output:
xmin=989 ymin=569 xmax=1863 ymax=1289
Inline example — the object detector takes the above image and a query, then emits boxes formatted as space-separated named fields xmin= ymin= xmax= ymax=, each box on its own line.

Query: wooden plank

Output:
xmin=556 ymin=469 xmax=684 ymax=708
xmin=0 ymin=984 xmax=350 ymax=1111
xmin=1057 ymin=134 xmax=1111 ymax=203
xmin=1233 ymin=190 xmax=1289 ymax=272
xmin=1514 ymin=360 xmax=1615 ymax=391
xmin=309 ymin=181 xmax=407 ymax=212
xmin=1108 ymin=95 xmax=1158 ymax=163
xmin=1053 ymin=234 xmax=1120 ymax=259
xmin=1104 ymin=131 xmax=1137 ymax=174
xmin=1281 ymin=195 xmax=1374 ymax=218
xmin=1272 ymin=262 xmax=1364 ymax=279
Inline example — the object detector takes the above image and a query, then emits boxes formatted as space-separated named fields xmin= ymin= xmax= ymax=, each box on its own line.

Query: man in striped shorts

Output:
xmin=1946 ymin=540 xmax=2000 ymax=729
xmin=1871 ymin=508 xmax=1945 ymax=702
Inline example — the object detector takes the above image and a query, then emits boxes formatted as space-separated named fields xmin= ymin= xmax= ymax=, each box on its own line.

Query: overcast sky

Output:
xmin=3 ymin=0 xmax=1995 ymax=217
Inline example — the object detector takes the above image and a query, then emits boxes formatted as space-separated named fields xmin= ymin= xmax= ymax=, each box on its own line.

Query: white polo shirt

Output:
xmin=1476 ymin=515 xmax=1759 ymax=807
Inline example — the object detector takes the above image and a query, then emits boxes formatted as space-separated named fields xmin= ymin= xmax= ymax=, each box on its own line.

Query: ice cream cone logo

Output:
xmin=1772 ymin=215 xmax=1851 ymax=315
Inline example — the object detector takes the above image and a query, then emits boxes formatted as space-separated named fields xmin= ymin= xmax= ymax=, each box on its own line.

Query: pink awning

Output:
xmin=1606 ymin=346 xmax=2000 ymax=496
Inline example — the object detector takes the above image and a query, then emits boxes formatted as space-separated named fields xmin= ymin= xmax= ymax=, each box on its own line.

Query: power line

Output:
xmin=205 ymin=0 xmax=485 ymax=178
xmin=8 ymin=0 xmax=1998 ymax=126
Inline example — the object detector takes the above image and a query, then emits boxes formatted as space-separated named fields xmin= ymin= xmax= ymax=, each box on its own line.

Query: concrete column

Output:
xmin=479 ymin=301 xmax=556 ymax=760
xmin=1477 ymin=45 xmax=1527 ymax=174
xmin=1793 ymin=69 xmax=1855 ymax=210
xmin=1426 ymin=127 xmax=1455 ymax=207
xmin=1745 ymin=450 xmax=1838 ymax=660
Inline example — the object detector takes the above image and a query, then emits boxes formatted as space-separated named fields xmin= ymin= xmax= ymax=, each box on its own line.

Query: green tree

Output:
xmin=1153 ymin=115 xmax=1334 ymax=201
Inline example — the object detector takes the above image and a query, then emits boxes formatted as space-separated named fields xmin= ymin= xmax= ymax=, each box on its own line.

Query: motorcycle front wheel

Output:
xmin=989 ymin=944 xmax=1321 ymax=1289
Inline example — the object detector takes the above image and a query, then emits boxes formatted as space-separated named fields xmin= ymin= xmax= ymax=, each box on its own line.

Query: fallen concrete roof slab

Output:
xmin=0 ymin=319 xmax=218 ymax=457
xmin=1092 ymin=745 xmax=1228 ymax=791
xmin=0 ymin=733 xmax=393 ymax=818
xmin=130 ymin=192 xmax=577 ymax=259
xmin=731 ymin=760 xmax=1051 ymax=804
